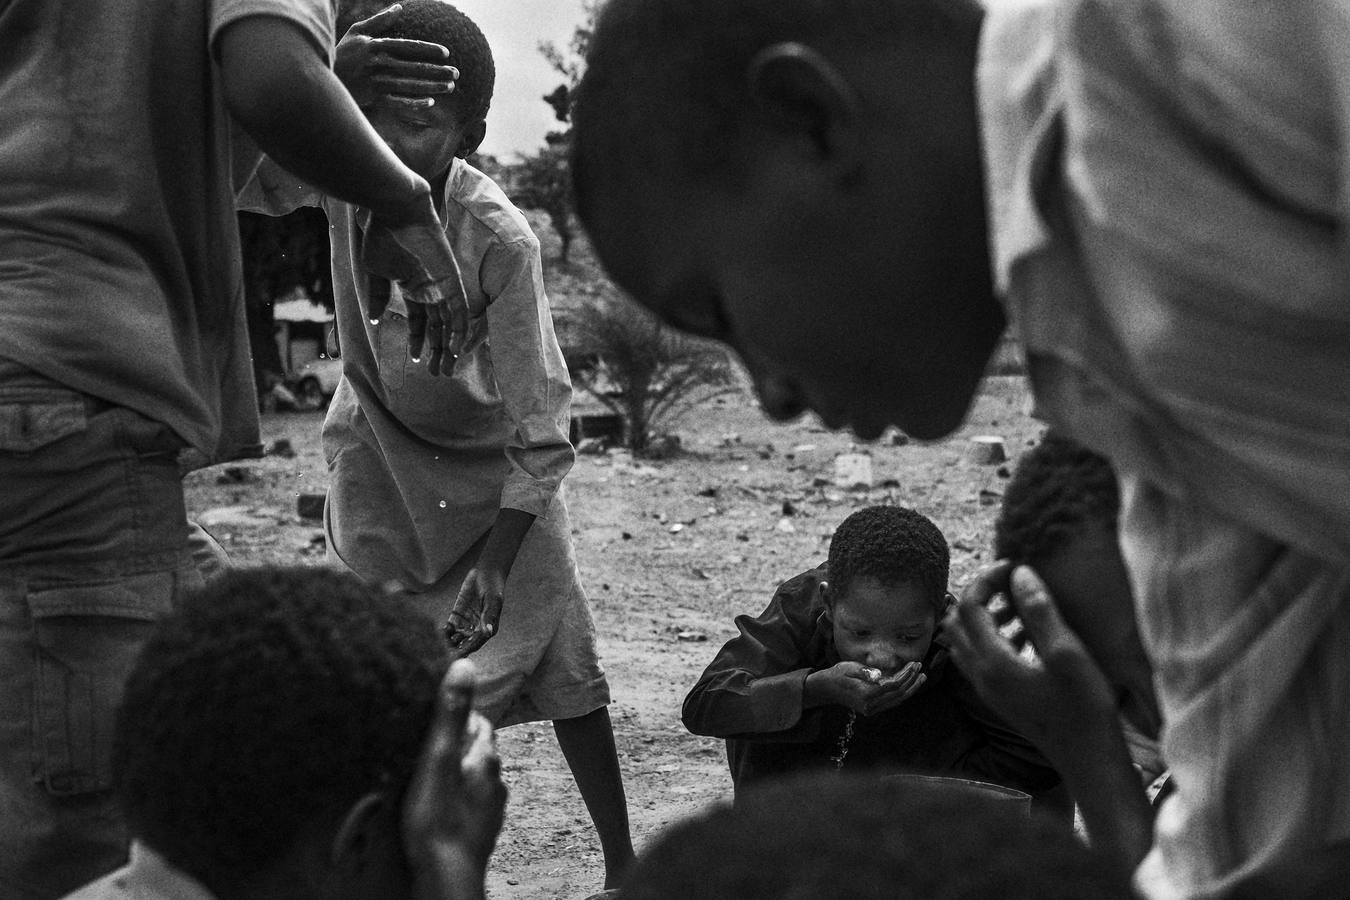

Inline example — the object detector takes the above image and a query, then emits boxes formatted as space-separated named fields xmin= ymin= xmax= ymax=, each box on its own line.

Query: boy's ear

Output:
xmin=329 ymin=791 xmax=388 ymax=869
xmin=746 ymin=42 xmax=861 ymax=169
xmin=457 ymin=119 xmax=487 ymax=159
xmin=817 ymin=579 xmax=833 ymax=615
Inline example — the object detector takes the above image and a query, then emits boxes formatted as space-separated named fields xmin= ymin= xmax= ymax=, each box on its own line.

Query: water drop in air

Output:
xmin=438 ymin=500 xmax=447 ymax=508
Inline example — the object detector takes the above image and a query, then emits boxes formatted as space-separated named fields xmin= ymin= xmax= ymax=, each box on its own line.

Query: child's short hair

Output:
xmin=338 ymin=0 xmax=495 ymax=122
xmin=572 ymin=0 xmax=975 ymax=211
xmin=994 ymin=432 xmax=1120 ymax=566
xmin=826 ymin=505 xmax=950 ymax=610
xmin=113 ymin=566 xmax=448 ymax=881
xmin=620 ymin=773 xmax=1132 ymax=899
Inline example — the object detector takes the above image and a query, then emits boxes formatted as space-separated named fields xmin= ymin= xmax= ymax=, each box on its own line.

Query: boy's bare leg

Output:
xmin=552 ymin=707 xmax=635 ymax=888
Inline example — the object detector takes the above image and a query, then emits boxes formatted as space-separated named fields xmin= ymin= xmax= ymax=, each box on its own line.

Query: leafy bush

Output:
xmin=570 ymin=291 xmax=740 ymax=456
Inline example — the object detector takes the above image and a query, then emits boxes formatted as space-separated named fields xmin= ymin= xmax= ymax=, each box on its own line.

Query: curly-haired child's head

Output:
xmin=822 ymin=506 xmax=950 ymax=675
xmin=114 ymin=566 xmax=448 ymax=888
xmin=341 ymin=1 xmax=494 ymax=181
xmin=341 ymin=0 xmax=494 ymax=121
xmin=994 ymin=434 xmax=1160 ymax=740
xmin=994 ymin=431 xmax=1120 ymax=567
xmin=827 ymin=505 xmax=950 ymax=605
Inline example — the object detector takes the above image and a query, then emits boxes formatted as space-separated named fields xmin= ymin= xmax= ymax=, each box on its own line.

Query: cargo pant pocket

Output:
xmin=27 ymin=571 xmax=183 ymax=796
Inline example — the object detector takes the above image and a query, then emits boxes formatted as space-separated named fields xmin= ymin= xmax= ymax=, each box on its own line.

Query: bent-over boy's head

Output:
xmin=821 ymin=505 xmax=950 ymax=674
xmin=620 ymin=772 xmax=1132 ymax=899
xmin=114 ymin=566 xmax=448 ymax=900
xmin=996 ymin=432 xmax=1160 ymax=739
xmin=571 ymin=0 xmax=1003 ymax=441
xmin=357 ymin=0 xmax=495 ymax=182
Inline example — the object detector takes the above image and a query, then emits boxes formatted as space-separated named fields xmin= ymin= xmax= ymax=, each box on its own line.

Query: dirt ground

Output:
xmin=183 ymin=375 xmax=1040 ymax=899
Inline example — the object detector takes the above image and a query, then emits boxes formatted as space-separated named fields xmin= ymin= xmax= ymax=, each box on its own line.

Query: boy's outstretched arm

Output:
xmin=944 ymin=563 xmax=1153 ymax=877
xmin=444 ymin=508 xmax=537 ymax=655
xmin=216 ymin=15 xmax=472 ymax=366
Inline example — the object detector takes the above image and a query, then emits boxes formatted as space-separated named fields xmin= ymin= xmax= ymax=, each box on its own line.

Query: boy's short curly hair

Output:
xmin=826 ymin=505 xmax=950 ymax=610
xmin=338 ymin=0 xmax=495 ymax=121
xmin=994 ymin=432 xmax=1120 ymax=566
xmin=114 ymin=566 xmax=448 ymax=880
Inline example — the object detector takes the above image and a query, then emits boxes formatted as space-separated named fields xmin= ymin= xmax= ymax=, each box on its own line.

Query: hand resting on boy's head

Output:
xmin=943 ymin=562 xmax=1118 ymax=759
xmin=337 ymin=3 xmax=459 ymax=111
xmin=804 ymin=659 xmax=926 ymax=717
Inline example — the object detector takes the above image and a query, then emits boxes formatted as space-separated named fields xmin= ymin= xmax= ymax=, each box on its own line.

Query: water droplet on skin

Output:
xmin=369 ymin=317 xmax=380 ymax=325
xmin=438 ymin=500 xmax=447 ymax=508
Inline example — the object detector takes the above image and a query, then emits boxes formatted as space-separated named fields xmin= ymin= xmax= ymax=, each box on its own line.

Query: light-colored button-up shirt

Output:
xmin=982 ymin=0 xmax=1350 ymax=564
xmin=240 ymin=157 xmax=575 ymax=588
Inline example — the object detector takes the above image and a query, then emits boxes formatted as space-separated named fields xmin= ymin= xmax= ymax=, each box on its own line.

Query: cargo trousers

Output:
xmin=0 ymin=360 xmax=202 ymax=899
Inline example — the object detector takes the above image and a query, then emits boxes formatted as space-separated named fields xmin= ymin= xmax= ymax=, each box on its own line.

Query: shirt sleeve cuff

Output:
xmin=499 ymin=480 xmax=557 ymax=519
xmin=747 ymin=669 xmax=812 ymax=733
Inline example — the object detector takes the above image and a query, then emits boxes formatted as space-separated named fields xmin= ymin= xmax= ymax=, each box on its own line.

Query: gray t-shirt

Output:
xmin=0 ymin=0 xmax=335 ymax=465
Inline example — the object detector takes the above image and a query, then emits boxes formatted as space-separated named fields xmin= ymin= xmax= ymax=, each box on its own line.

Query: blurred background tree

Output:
xmin=507 ymin=0 xmax=601 ymax=263
xmin=569 ymin=289 xmax=739 ymax=456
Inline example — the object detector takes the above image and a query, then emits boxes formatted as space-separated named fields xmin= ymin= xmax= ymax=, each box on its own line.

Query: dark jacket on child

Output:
xmin=682 ymin=564 xmax=1063 ymax=800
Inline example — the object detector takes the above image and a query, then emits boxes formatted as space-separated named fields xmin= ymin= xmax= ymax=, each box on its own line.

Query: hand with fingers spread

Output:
xmin=403 ymin=659 xmax=508 ymax=900
xmin=944 ymin=562 xmax=1153 ymax=873
xmin=804 ymin=660 xmax=927 ymax=717
xmin=943 ymin=562 xmax=1118 ymax=753
xmin=443 ymin=566 xmax=505 ymax=656
xmin=337 ymin=3 xmax=459 ymax=111
xmin=357 ymin=202 xmax=476 ymax=375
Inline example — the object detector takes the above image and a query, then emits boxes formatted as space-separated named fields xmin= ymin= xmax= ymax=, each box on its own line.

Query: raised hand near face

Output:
xmin=402 ymin=659 xmax=508 ymax=900
xmin=942 ymin=562 xmax=1118 ymax=757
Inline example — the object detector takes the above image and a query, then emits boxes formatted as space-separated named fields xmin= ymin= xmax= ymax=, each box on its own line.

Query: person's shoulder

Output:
xmin=211 ymin=0 xmax=336 ymax=49
xmin=59 ymin=867 xmax=140 ymax=900
xmin=772 ymin=564 xmax=828 ymax=610
xmin=445 ymin=160 xmax=540 ymax=251
xmin=61 ymin=843 xmax=218 ymax=900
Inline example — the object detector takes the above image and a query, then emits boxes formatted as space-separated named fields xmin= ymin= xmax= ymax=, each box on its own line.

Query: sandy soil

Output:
xmin=183 ymin=375 xmax=1039 ymax=899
